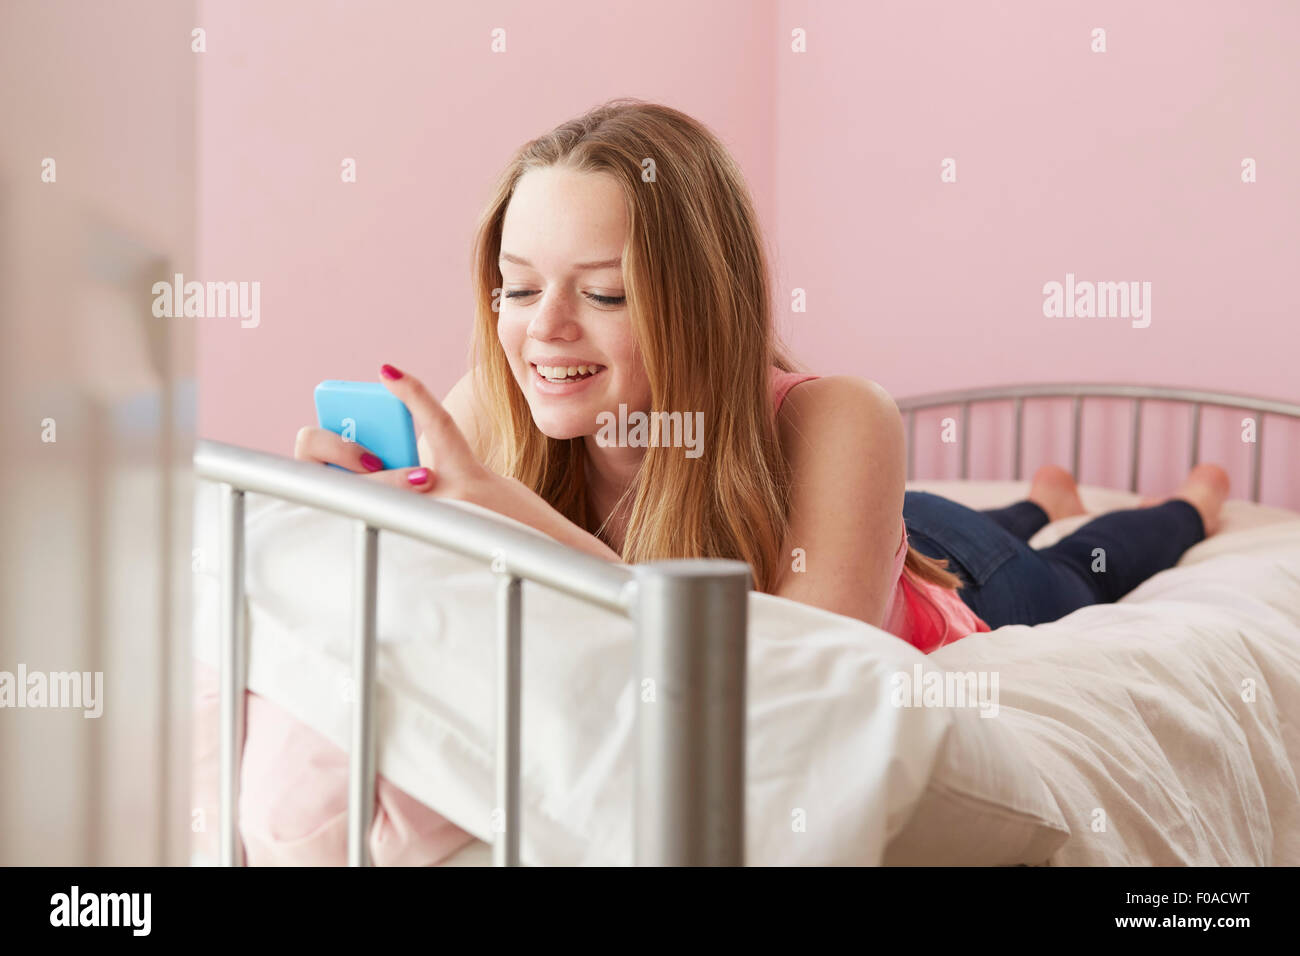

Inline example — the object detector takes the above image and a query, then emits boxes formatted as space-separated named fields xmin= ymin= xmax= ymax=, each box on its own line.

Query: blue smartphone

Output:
xmin=314 ymin=380 xmax=419 ymax=471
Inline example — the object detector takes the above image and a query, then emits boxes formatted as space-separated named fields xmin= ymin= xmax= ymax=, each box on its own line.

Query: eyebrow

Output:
xmin=499 ymin=252 xmax=623 ymax=271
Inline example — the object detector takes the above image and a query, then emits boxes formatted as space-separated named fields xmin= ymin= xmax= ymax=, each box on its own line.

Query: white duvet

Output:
xmin=192 ymin=478 xmax=1300 ymax=865
xmin=913 ymin=481 xmax=1300 ymax=865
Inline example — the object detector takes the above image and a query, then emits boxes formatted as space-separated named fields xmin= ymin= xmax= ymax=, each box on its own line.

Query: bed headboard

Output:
xmin=895 ymin=384 xmax=1300 ymax=503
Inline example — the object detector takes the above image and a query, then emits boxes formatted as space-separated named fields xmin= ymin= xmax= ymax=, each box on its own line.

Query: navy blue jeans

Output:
xmin=902 ymin=491 xmax=1205 ymax=628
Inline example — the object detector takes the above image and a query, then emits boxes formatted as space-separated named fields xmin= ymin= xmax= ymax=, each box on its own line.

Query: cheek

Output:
xmin=599 ymin=321 xmax=639 ymax=369
xmin=496 ymin=315 xmax=526 ymax=364
xmin=606 ymin=334 xmax=652 ymax=404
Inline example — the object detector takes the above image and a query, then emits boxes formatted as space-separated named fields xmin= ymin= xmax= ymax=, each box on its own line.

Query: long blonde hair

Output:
xmin=468 ymin=98 xmax=961 ymax=594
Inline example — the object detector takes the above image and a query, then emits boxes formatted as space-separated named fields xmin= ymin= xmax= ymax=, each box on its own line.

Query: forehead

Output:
xmin=500 ymin=166 xmax=627 ymax=266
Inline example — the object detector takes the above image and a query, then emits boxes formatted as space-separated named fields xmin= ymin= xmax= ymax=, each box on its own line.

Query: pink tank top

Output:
xmin=770 ymin=366 xmax=989 ymax=653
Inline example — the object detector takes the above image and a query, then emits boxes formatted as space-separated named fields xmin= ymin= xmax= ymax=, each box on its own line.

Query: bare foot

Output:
xmin=1029 ymin=464 xmax=1087 ymax=522
xmin=1151 ymin=463 xmax=1230 ymax=536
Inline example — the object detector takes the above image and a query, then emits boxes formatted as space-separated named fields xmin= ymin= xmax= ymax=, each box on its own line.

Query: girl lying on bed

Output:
xmin=231 ymin=97 xmax=1232 ymax=866
xmin=293 ymin=97 xmax=1229 ymax=654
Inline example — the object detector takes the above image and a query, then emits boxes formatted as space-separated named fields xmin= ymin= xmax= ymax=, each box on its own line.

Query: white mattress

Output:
xmin=193 ymin=479 xmax=1300 ymax=865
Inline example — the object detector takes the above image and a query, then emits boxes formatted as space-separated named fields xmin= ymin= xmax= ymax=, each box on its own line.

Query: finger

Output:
xmin=377 ymin=364 xmax=474 ymax=468
xmin=360 ymin=465 xmax=435 ymax=493
xmin=293 ymin=426 xmax=385 ymax=473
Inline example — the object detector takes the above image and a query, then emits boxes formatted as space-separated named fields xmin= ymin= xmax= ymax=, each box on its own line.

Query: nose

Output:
xmin=525 ymin=290 xmax=581 ymax=343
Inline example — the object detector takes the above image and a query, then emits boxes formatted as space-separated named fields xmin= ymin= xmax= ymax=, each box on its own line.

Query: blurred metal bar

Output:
xmin=347 ymin=524 xmax=379 ymax=867
xmin=1129 ymin=399 xmax=1143 ymax=493
xmin=959 ymin=403 xmax=971 ymax=480
xmin=494 ymin=574 xmax=523 ymax=868
xmin=1189 ymin=403 xmax=1202 ymax=470
xmin=634 ymin=560 xmax=751 ymax=866
xmin=1252 ymin=416 xmax=1264 ymax=503
xmin=218 ymin=484 xmax=246 ymax=868
xmin=1070 ymin=396 xmax=1083 ymax=480
xmin=1012 ymin=397 xmax=1024 ymax=481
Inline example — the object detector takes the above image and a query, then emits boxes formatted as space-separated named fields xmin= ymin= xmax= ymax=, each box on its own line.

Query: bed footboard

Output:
xmin=193 ymin=439 xmax=751 ymax=867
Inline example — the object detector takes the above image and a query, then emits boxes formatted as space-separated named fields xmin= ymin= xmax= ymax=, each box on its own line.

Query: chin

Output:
xmin=527 ymin=408 xmax=592 ymax=442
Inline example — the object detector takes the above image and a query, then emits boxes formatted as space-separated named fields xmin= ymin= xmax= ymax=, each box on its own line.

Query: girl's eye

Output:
xmin=502 ymin=289 xmax=625 ymax=306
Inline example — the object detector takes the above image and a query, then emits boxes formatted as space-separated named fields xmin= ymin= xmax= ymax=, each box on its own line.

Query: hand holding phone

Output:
xmin=296 ymin=366 xmax=478 ymax=498
xmin=312 ymin=380 xmax=420 ymax=471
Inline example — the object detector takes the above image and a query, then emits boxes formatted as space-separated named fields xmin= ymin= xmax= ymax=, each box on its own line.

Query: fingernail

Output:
xmin=407 ymin=468 xmax=429 ymax=485
xmin=360 ymin=453 xmax=383 ymax=472
xmin=380 ymin=364 xmax=403 ymax=380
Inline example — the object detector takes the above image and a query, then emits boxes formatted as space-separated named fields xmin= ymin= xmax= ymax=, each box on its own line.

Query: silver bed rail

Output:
xmin=193 ymin=439 xmax=750 ymax=867
xmin=896 ymin=383 xmax=1300 ymax=503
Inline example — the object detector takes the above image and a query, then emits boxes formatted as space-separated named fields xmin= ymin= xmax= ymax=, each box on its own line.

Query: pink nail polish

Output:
xmin=407 ymin=468 xmax=429 ymax=485
xmin=360 ymin=453 xmax=383 ymax=472
xmin=381 ymin=364 xmax=403 ymax=380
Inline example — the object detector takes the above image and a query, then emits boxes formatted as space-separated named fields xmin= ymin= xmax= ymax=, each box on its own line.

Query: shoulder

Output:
xmin=777 ymin=375 xmax=903 ymax=451
xmin=776 ymin=374 xmax=905 ymax=507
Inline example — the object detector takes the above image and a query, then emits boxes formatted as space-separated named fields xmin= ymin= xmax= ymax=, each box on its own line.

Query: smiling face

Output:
xmin=495 ymin=165 xmax=652 ymax=441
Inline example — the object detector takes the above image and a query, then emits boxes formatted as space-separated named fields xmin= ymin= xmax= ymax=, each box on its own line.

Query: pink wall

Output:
xmin=198 ymin=1 xmax=1299 ymax=507
xmin=772 ymin=0 xmax=1300 ymax=505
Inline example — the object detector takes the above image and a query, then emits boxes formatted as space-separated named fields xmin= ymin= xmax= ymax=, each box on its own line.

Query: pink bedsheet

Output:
xmin=192 ymin=662 xmax=476 ymax=865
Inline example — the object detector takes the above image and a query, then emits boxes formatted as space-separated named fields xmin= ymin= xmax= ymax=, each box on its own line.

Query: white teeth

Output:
xmin=535 ymin=363 xmax=601 ymax=380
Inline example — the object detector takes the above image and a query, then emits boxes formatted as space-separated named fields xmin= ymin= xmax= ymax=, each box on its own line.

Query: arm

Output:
xmin=480 ymin=476 xmax=624 ymax=562
xmin=770 ymin=375 xmax=906 ymax=629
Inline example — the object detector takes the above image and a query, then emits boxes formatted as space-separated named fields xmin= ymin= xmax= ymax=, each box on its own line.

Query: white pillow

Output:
xmin=192 ymin=480 xmax=1069 ymax=865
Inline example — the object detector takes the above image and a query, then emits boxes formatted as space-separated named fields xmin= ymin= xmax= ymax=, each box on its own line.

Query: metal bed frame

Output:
xmin=193 ymin=440 xmax=750 ymax=868
xmin=896 ymin=383 xmax=1300 ymax=502
xmin=192 ymin=383 xmax=1299 ymax=869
